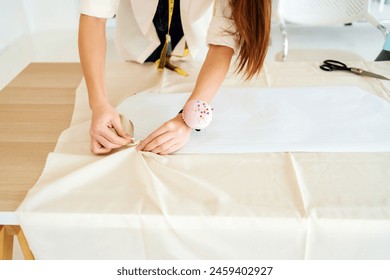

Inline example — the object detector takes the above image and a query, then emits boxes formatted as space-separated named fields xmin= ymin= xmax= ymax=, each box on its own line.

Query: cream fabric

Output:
xmin=16 ymin=61 xmax=390 ymax=259
xmin=114 ymin=113 xmax=134 ymax=137
xmin=17 ymin=151 xmax=307 ymax=259
xmin=16 ymin=150 xmax=390 ymax=259
xmin=80 ymin=0 xmax=237 ymax=62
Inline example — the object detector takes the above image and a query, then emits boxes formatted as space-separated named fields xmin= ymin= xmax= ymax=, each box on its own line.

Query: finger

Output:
xmin=158 ymin=143 xmax=180 ymax=155
xmin=100 ymin=126 xmax=131 ymax=146
xmin=142 ymin=132 xmax=174 ymax=152
xmin=90 ymin=139 xmax=111 ymax=155
xmin=150 ymin=137 xmax=177 ymax=154
xmin=138 ymin=125 xmax=170 ymax=151
xmin=111 ymin=115 xmax=134 ymax=141
xmin=95 ymin=135 xmax=123 ymax=150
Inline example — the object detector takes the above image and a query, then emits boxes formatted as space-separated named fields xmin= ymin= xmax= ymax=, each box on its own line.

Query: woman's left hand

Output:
xmin=137 ymin=114 xmax=192 ymax=155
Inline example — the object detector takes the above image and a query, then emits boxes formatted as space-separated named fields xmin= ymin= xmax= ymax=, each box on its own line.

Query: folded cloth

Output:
xmin=109 ymin=114 xmax=140 ymax=149
xmin=109 ymin=113 xmax=135 ymax=138
xmin=117 ymin=86 xmax=390 ymax=153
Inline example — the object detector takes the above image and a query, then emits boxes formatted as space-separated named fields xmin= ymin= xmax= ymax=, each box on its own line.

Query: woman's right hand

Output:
xmin=90 ymin=103 xmax=133 ymax=155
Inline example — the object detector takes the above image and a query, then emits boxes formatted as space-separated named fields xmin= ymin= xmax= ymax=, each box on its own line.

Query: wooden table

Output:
xmin=0 ymin=63 xmax=83 ymax=259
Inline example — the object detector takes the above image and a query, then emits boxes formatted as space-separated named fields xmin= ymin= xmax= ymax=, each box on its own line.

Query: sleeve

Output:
xmin=206 ymin=0 xmax=238 ymax=53
xmin=80 ymin=0 xmax=120 ymax=19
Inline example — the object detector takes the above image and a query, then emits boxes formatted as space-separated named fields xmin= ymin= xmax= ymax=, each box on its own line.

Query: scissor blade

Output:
xmin=360 ymin=70 xmax=390 ymax=81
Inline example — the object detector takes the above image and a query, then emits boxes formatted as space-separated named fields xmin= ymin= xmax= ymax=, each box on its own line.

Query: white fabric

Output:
xmin=80 ymin=0 xmax=237 ymax=62
xmin=117 ymin=86 xmax=390 ymax=153
xmin=16 ymin=61 xmax=390 ymax=259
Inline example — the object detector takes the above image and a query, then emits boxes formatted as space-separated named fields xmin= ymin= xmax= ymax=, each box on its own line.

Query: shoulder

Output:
xmin=214 ymin=0 xmax=233 ymax=18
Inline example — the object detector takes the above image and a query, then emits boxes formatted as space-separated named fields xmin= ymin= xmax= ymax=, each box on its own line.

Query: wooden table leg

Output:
xmin=0 ymin=225 xmax=35 ymax=260
xmin=13 ymin=226 xmax=35 ymax=260
xmin=0 ymin=225 xmax=14 ymax=260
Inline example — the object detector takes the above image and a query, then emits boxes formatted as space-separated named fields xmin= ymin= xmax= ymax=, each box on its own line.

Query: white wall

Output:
xmin=0 ymin=0 xmax=87 ymax=90
xmin=0 ymin=0 xmax=30 ymax=53
xmin=0 ymin=0 xmax=120 ymax=90
xmin=23 ymin=0 xmax=80 ymax=32
xmin=0 ymin=0 xmax=81 ymax=54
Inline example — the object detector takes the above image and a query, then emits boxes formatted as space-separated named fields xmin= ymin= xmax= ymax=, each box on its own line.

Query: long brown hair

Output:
xmin=230 ymin=0 xmax=272 ymax=80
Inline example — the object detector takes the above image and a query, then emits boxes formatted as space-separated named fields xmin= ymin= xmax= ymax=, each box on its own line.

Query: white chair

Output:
xmin=274 ymin=0 xmax=389 ymax=61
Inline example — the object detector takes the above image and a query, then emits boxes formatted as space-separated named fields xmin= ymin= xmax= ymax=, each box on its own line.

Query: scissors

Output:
xmin=320 ymin=60 xmax=390 ymax=81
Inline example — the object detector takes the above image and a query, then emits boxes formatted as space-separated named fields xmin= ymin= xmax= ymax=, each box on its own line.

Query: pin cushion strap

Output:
xmin=178 ymin=100 xmax=213 ymax=131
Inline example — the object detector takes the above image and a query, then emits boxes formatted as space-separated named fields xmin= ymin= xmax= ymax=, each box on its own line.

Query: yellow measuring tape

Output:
xmin=156 ymin=0 xmax=188 ymax=76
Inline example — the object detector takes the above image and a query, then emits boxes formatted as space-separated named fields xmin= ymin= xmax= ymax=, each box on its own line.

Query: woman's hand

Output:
xmin=90 ymin=104 xmax=133 ymax=155
xmin=137 ymin=114 xmax=192 ymax=155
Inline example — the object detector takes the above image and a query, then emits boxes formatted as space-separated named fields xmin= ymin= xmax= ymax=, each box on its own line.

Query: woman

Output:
xmin=79 ymin=0 xmax=271 ymax=155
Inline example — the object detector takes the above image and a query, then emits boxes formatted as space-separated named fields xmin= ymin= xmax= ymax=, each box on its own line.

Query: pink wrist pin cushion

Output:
xmin=181 ymin=100 xmax=213 ymax=130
